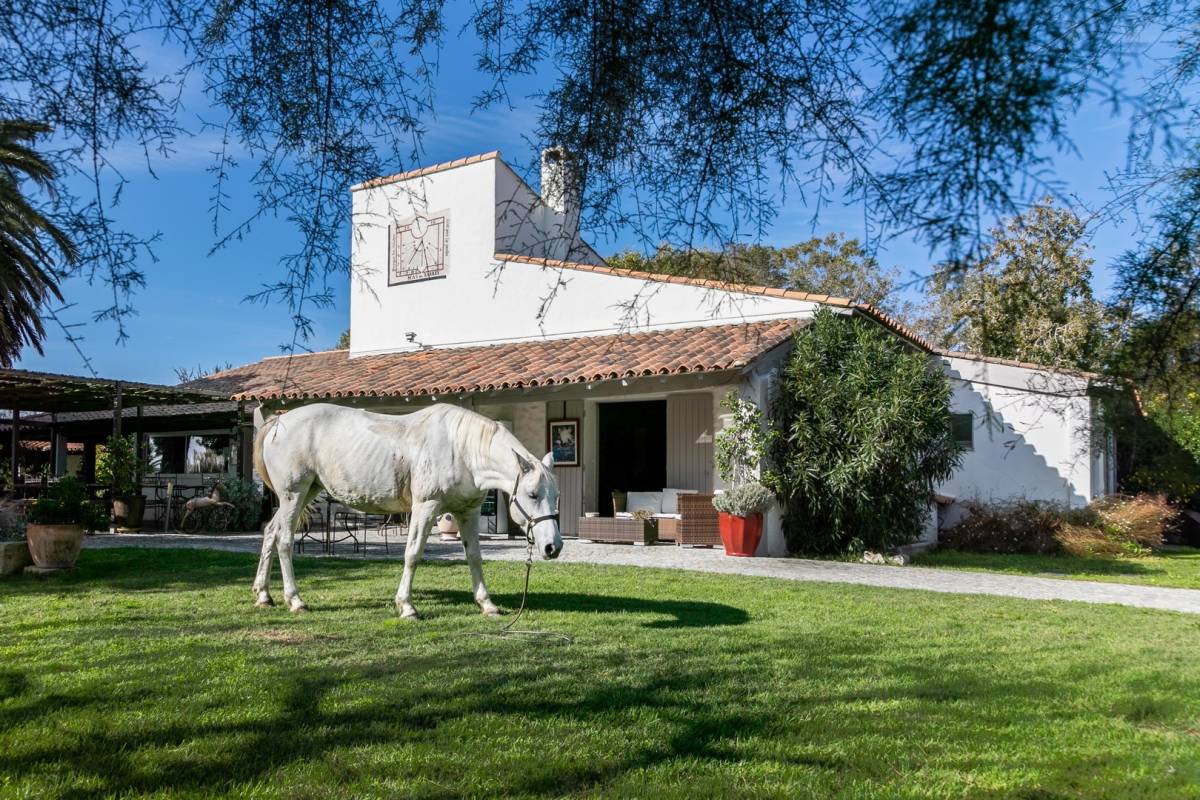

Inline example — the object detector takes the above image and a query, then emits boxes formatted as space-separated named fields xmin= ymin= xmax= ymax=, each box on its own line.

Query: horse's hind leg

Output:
xmin=252 ymin=515 xmax=279 ymax=607
xmin=395 ymin=499 xmax=439 ymax=619
xmin=275 ymin=483 xmax=316 ymax=612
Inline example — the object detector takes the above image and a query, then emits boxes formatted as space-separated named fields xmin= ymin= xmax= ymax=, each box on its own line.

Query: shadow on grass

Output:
xmin=1 ymin=547 xmax=385 ymax=594
xmin=0 ymin=651 xmax=1166 ymax=800
xmin=0 ymin=656 xmax=782 ymax=799
xmin=421 ymin=588 xmax=751 ymax=628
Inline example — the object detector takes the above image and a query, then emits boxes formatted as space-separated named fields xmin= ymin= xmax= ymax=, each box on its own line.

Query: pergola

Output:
xmin=0 ymin=368 xmax=229 ymax=486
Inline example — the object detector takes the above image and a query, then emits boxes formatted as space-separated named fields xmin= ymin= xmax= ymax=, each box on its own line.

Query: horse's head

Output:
xmin=510 ymin=450 xmax=562 ymax=559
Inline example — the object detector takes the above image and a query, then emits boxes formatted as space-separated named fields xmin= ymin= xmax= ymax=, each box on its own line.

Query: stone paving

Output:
xmin=83 ymin=531 xmax=1200 ymax=615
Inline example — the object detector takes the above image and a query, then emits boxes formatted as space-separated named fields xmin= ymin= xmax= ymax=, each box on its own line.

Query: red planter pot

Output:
xmin=718 ymin=512 xmax=763 ymax=557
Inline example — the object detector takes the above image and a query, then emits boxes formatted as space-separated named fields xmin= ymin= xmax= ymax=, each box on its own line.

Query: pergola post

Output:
xmin=9 ymin=408 xmax=19 ymax=490
xmin=135 ymin=404 xmax=144 ymax=459
xmin=112 ymin=381 xmax=123 ymax=440
xmin=51 ymin=413 xmax=67 ymax=477
xmin=82 ymin=441 xmax=96 ymax=484
xmin=237 ymin=401 xmax=253 ymax=482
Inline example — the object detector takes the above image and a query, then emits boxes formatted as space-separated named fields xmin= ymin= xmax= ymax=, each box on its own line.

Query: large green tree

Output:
xmin=765 ymin=309 xmax=962 ymax=555
xmin=610 ymin=235 xmax=900 ymax=309
xmin=919 ymin=200 xmax=1106 ymax=371
xmin=0 ymin=120 xmax=71 ymax=367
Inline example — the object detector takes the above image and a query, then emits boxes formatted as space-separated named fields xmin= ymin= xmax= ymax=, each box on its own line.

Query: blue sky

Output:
xmin=17 ymin=17 xmax=1144 ymax=385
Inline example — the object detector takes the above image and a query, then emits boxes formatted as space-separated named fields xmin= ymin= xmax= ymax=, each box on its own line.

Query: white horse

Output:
xmin=252 ymin=403 xmax=562 ymax=616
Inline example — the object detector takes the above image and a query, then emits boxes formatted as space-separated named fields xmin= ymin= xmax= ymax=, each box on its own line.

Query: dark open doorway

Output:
xmin=597 ymin=400 xmax=666 ymax=516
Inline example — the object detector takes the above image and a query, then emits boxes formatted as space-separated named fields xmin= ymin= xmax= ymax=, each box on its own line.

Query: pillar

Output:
xmin=9 ymin=408 xmax=18 ymax=489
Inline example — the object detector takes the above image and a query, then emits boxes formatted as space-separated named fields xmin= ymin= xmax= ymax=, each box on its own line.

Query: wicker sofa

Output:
xmin=576 ymin=492 xmax=719 ymax=547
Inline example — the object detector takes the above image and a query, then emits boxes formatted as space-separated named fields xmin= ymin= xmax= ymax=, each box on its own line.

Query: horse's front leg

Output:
xmin=457 ymin=510 xmax=500 ymax=616
xmin=395 ymin=500 xmax=438 ymax=619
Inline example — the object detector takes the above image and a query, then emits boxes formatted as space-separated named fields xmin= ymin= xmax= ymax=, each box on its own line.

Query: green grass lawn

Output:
xmin=2 ymin=549 xmax=1199 ymax=799
xmin=914 ymin=547 xmax=1200 ymax=591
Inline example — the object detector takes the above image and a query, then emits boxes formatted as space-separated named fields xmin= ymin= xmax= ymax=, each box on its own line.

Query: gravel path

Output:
xmin=84 ymin=532 xmax=1200 ymax=615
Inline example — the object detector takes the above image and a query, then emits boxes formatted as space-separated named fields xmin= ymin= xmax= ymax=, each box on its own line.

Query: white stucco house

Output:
xmin=197 ymin=150 xmax=1118 ymax=555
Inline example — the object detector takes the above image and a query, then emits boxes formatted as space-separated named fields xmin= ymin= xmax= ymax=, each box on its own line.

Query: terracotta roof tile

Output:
xmin=935 ymin=348 xmax=1102 ymax=380
xmin=193 ymin=320 xmax=803 ymax=402
xmin=350 ymin=151 xmax=501 ymax=192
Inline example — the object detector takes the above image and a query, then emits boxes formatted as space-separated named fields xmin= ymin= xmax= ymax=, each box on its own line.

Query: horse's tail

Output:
xmin=253 ymin=412 xmax=281 ymax=496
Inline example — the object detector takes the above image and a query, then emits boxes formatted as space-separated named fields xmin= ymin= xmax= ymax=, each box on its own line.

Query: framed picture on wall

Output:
xmin=547 ymin=419 xmax=580 ymax=466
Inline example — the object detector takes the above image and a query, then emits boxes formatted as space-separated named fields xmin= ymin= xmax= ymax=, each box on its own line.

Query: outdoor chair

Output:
xmin=674 ymin=493 xmax=720 ymax=547
xmin=142 ymin=477 xmax=169 ymax=529
xmin=295 ymin=502 xmax=328 ymax=554
xmin=332 ymin=508 xmax=392 ymax=555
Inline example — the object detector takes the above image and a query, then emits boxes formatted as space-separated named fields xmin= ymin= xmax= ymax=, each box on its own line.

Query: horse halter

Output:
xmin=509 ymin=476 xmax=559 ymax=544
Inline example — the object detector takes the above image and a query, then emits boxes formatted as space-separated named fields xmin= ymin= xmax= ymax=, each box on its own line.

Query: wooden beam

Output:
xmin=112 ymin=382 xmax=123 ymax=439
xmin=135 ymin=404 xmax=144 ymax=463
xmin=9 ymin=408 xmax=18 ymax=489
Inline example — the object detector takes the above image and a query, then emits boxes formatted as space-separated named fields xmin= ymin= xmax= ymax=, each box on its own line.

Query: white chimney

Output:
xmin=540 ymin=147 xmax=580 ymax=219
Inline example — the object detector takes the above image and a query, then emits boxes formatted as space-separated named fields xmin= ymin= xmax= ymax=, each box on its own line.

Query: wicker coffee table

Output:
xmin=577 ymin=516 xmax=658 ymax=545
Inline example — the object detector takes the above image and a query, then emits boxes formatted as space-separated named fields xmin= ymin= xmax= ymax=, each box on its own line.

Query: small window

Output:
xmin=950 ymin=413 xmax=974 ymax=450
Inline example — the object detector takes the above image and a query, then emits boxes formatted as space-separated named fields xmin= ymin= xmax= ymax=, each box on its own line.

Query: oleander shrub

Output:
xmin=764 ymin=309 xmax=962 ymax=555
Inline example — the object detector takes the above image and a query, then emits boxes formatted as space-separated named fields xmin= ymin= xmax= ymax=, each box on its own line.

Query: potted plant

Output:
xmin=25 ymin=477 xmax=108 ymax=570
xmin=713 ymin=483 xmax=773 ymax=556
xmin=713 ymin=392 xmax=775 ymax=556
xmin=96 ymin=434 xmax=149 ymax=531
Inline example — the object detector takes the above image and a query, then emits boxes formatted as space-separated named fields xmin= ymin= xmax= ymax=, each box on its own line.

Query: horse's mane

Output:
xmin=437 ymin=404 xmax=540 ymax=477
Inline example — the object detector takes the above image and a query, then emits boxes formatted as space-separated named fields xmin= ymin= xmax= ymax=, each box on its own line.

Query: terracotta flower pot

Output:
xmin=718 ymin=512 xmax=763 ymax=557
xmin=112 ymin=495 xmax=145 ymax=532
xmin=437 ymin=512 xmax=459 ymax=541
xmin=25 ymin=523 xmax=86 ymax=570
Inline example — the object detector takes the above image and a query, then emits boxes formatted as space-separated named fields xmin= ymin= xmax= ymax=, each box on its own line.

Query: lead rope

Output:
xmin=465 ymin=490 xmax=572 ymax=644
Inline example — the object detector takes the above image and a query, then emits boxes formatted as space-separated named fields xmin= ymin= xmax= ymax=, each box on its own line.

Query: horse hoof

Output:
xmin=481 ymin=604 xmax=503 ymax=617
xmin=399 ymin=605 xmax=419 ymax=620
xmin=255 ymin=596 xmax=274 ymax=608
xmin=288 ymin=598 xmax=308 ymax=613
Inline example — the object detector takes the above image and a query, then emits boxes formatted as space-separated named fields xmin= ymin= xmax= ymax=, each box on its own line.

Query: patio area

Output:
xmin=0 ymin=367 xmax=234 ymax=517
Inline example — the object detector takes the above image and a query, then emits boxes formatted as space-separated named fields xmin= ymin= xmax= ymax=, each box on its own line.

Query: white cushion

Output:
xmin=660 ymin=488 xmax=699 ymax=514
xmin=626 ymin=491 xmax=663 ymax=514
